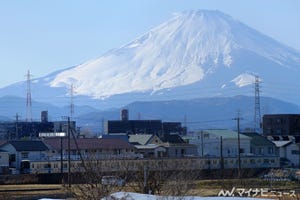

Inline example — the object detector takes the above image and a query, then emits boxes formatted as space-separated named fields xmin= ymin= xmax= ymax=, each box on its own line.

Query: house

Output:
xmin=43 ymin=137 xmax=136 ymax=160
xmin=128 ymin=134 xmax=166 ymax=158
xmin=0 ymin=140 xmax=49 ymax=173
xmin=189 ymin=129 xmax=251 ymax=157
xmin=285 ymin=143 xmax=300 ymax=167
xmin=241 ymin=132 xmax=278 ymax=156
xmin=0 ymin=150 xmax=9 ymax=174
xmin=134 ymin=144 xmax=166 ymax=158
xmin=267 ymin=136 xmax=300 ymax=167
xmin=160 ymin=134 xmax=197 ymax=158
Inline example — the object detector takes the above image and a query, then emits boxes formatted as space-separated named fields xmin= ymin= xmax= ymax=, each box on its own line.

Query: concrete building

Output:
xmin=104 ymin=109 xmax=186 ymax=135
xmin=263 ymin=114 xmax=300 ymax=136
xmin=0 ymin=111 xmax=76 ymax=139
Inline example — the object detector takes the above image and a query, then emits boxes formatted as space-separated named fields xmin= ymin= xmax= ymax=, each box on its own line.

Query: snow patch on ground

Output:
xmin=104 ymin=192 xmax=273 ymax=200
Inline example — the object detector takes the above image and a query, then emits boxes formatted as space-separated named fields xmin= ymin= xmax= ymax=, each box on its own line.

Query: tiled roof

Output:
xmin=6 ymin=140 xmax=49 ymax=151
xmin=43 ymin=138 xmax=134 ymax=150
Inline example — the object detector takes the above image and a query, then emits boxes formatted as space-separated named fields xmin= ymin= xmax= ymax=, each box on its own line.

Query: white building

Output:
xmin=189 ymin=129 xmax=251 ymax=157
xmin=269 ymin=136 xmax=300 ymax=167
xmin=0 ymin=140 xmax=49 ymax=173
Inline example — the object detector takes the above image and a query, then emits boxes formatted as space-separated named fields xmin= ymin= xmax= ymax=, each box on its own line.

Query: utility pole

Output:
xmin=201 ymin=131 xmax=204 ymax=157
xmin=61 ymin=136 xmax=63 ymax=177
xmin=15 ymin=113 xmax=20 ymax=139
xmin=67 ymin=117 xmax=71 ymax=188
xmin=233 ymin=113 xmax=242 ymax=178
xmin=220 ymin=136 xmax=224 ymax=178
xmin=26 ymin=70 xmax=32 ymax=122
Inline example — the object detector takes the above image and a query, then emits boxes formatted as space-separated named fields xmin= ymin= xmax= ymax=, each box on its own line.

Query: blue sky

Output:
xmin=0 ymin=0 xmax=299 ymax=88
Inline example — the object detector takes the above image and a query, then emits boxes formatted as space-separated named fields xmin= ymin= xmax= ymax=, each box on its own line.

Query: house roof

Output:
xmin=43 ymin=138 xmax=134 ymax=150
xmin=242 ymin=132 xmax=274 ymax=146
xmin=202 ymin=129 xmax=250 ymax=139
xmin=5 ymin=140 xmax=49 ymax=151
xmin=129 ymin=134 xmax=154 ymax=145
xmin=160 ymin=134 xmax=186 ymax=144
xmin=272 ymin=140 xmax=292 ymax=148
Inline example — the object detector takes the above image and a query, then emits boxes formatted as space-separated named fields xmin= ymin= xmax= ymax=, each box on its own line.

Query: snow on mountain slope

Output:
xmin=1 ymin=10 xmax=300 ymax=108
xmin=48 ymin=10 xmax=298 ymax=99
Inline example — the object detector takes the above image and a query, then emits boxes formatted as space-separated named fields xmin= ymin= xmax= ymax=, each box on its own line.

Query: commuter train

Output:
xmin=20 ymin=156 xmax=280 ymax=174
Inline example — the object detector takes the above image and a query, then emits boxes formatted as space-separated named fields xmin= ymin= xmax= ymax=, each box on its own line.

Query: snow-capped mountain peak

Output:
xmin=50 ymin=10 xmax=300 ymax=101
xmin=2 ymin=10 xmax=300 ymax=109
xmin=49 ymin=10 xmax=242 ymax=98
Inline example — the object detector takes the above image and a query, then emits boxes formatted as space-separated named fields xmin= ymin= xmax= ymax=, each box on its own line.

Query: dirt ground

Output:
xmin=0 ymin=184 xmax=70 ymax=200
xmin=0 ymin=179 xmax=299 ymax=200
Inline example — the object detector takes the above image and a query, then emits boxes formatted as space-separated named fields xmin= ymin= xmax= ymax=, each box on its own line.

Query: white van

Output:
xmin=101 ymin=176 xmax=125 ymax=186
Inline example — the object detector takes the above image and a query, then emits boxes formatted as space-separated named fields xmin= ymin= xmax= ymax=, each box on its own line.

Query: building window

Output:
xmin=268 ymin=147 xmax=274 ymax=154
xmin=291 ymin=150 xmax=300 ymax=155
xmin=181 ymin=149 xmax=185 ymax=155
xmin=21 ymin=152 xmax=29 ymax=159
xmin=258 ymin=148 xmax=264 ymax=154
xmin=239 ymin=148 xmax=244 ymax=154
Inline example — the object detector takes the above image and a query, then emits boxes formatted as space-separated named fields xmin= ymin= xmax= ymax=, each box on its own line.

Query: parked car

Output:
xmin=101 ymin=176 xmax=125 ymax=186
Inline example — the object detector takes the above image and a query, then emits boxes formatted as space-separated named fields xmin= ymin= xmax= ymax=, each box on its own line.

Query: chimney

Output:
xmin=121 ymin=109 xmax=129 ymax=121
xmin=41 ymin=111 xmax=48 ymax=123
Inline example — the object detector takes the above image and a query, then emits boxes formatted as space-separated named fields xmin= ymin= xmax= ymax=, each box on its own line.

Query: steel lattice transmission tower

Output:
xmin=26 ymin=70 xmax=32 ymax=122
xmin=254 ymin=75 xmax=261 ymax=132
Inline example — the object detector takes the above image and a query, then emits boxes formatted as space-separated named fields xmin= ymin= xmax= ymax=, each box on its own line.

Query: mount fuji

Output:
xmin=1 ymin=10 xmax=300 ymax=110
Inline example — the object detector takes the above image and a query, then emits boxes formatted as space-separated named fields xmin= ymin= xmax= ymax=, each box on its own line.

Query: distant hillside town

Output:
xmin=0 ymin=107 xmax=299 ymax=179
